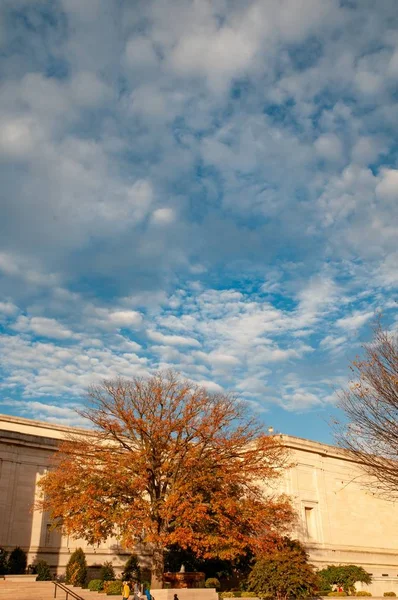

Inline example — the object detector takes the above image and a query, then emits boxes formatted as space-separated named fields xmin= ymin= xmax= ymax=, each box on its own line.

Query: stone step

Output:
xmin=0 ymin=581 xmax=55 ymax=600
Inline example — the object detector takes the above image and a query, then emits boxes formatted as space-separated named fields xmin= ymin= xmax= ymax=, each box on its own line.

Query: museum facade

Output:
xmin=0 ymin=414 xmax=397 ymax=594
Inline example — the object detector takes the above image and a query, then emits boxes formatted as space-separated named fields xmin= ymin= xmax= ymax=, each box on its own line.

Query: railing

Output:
xmin=53 ymin=581 xmax=85 ymax=600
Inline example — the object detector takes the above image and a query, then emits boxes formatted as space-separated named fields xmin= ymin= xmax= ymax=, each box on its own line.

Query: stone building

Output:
xmin=0 ymin=414 xmax=397 ymax=594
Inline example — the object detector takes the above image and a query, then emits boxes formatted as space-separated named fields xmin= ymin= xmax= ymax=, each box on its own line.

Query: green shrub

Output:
xmin=220 ymin=593 xmax=236 ymax=598
xmin=356 ymin=592 xmax=372 ymax=596
xmin=0 ymin=549 xmax=8 ymax=576
xmin=65 ymin=548 xmax=87 ymax=586
xmin=206 ymin=578 xmax=221 ymax=589
xmin=88 ymin=579 xmax=104 ymax=591
xmin=105 ymin=580 xmax=123 ymax=595
xmin=384 ymin=594 xmax=396 ymax=597
xmin=34 ymin=559 xmax=52 ymax=581
xmin=241 ymin=593 xmax=257 ymax=597
xmin=248 ymin=538 xmax=318 ymax=600
xmin=8 ymin=547 xmax=27 ymax=574
xmin=328 ymin=593 xmax=347 ymax=597
xmin=100 ymin=562 xmax=115 ymax=581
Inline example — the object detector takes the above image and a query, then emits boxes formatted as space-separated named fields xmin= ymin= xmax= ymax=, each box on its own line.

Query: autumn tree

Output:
xmin=38 ymin=371 xmax=294 ymax=588
xmin=336 ymin=324 xmax=398 ymax=498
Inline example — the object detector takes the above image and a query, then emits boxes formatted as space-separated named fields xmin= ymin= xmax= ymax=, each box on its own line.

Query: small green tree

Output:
xmin=248 ymin=538 xmax=318 ymax=600
xmin=34 ymin=559 xmax=52 ymax=581
xmin=65 ymin=548 xmax=87 ymax=586
xmin=0 ymin=548 xmax=8 ymax=575
xmin=100 ymin=561 xmax=115 ymax=581
xmin=318 ymin=566 xmax=372 ymax=595
xmin=122 ymin=554 xmax=140 ymax=581
xmin=8 ymin=547 xmax=27 ymax=574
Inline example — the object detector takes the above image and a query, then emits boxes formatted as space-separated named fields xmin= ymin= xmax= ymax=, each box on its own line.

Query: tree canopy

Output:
xmin=317 ymin=565 xmax=372 ymax=595
xmin=38 ymin=371 xmax=294 ymax=588
xmin=336 ymin=324 xmax=398 ymax=498
xmin=248 ymin=537 xmax=318 ymax=600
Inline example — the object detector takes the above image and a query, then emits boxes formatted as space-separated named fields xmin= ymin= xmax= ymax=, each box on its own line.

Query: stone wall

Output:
xmin=277 ymin=435 xmax=398 ymax=594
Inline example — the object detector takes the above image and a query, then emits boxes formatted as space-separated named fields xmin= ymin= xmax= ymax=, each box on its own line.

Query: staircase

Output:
xmin=0 ymin=581 xmax=55 ymax=600
xmin=0 ymin=580 xmax=123 ymax=600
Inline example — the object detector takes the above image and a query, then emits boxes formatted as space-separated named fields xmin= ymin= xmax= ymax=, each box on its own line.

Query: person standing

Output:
xmin=144 ymin=586 xmax=151 ymax=600
xmin=122 ymin=581 xmax=131 ymax=600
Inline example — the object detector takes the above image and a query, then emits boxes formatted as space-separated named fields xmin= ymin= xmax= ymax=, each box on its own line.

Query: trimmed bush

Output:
xmin=88 ymin=579 xmax=104 ymax=591
xmin=206 ymin=578 xmax=221 ymax=589
xmin=0 ymin=548 xmax=8 ymax=576
xmin=384 ymin=594 xmax=397 ymax=597
xmin=65 ymin=548 xmax=87 ymax=586
xmin=241 ymin=594 xmax=257 ymax=598
xmin=8 ymin=547 xmax=27 ymax=574
xmin=100 ymin=561 xmax=115 ymax=582
xmin=328 ymin=593 xmax=347 ymax=597
xmin=34 ymin=559 xmax=52 ymax=581
xmin=356 ymin=592 xmax=372 ymax=596
xmin=105 ymin=580 xmax=123 ymax=595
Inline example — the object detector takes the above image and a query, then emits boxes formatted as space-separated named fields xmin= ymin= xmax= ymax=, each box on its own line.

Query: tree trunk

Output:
xmin=151 ymin=545 xmax=164 ymax=589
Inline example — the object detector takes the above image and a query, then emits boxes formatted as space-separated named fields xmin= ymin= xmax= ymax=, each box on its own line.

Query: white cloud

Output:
xmin=147 ymin=330 xmax=201 ymax=347
xmin=0 ymin=0 xmax=397 ymax=426
xmin=194 ymin=379 xmax=224 ymax=393
xmin=0 ymin=117 xmax=39 ymax=159
xmin=0 ymin=399 xmax=89 ymax=428
xmin=296 ymin=276 xmax=339 ymax=326
xmin=315 ymin=134 xmax=343 ymax=162
xmin=336 ymin=310 xmax=374 ymax=332
xmin=12 ymin=316 xmax=77 ymax=340
xmin=108 ymin=311 xmax=143 ymax=329
xmin=170 ymin=26 xmax=256 ymax=89
xmin=376 ymin=168 xmax=398 ymax=201
xmin=0 ymin=302 xmax=18 ymax=316
xmin=151 ymin=207 xmax=176 ymax=225
xmin=320 ymin=335 xmax=347 ymax=352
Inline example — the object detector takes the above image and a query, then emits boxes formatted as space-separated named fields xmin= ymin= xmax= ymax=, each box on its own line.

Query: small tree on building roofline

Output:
xmin=336 ymin=323 xmax=398 ymax=499
xmin=38 ymin=371 xmax=295 ymax=589
xmin=248 ymin=537 xmax=318 ymax=600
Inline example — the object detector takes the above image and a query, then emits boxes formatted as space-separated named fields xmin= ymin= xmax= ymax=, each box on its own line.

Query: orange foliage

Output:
xmin=38 ymin=371 xmax=295 ymax=587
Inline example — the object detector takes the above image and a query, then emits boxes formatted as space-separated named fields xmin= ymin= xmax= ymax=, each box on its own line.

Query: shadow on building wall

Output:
xmin=0 ymin=429 xmax=62 ymax=573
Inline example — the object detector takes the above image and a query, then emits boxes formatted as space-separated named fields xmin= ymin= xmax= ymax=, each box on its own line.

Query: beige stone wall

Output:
xmin=277 ymin=435 xmax=398 ymax=593
xmin=0 ymin=416 xmax=129 ymax=574
xmin=0 ymin=414 xmax=397 ymax=593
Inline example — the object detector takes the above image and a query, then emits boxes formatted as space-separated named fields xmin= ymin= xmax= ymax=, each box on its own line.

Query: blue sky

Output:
xmin=0 ymin=0 xmax=397 ymax=443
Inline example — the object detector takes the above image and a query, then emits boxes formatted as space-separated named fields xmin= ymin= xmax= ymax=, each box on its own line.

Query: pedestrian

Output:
xmin=122 ymin=580 xmax=131 ymax=600
xmin=144 ymin=586 xmax=151 ymax=600
xmin=134 ymin=580 xmax=141 ymax=600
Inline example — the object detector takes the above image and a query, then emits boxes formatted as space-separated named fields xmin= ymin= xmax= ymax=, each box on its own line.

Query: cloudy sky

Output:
xmin=0 ymin=0 xmax=397 ymax=442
